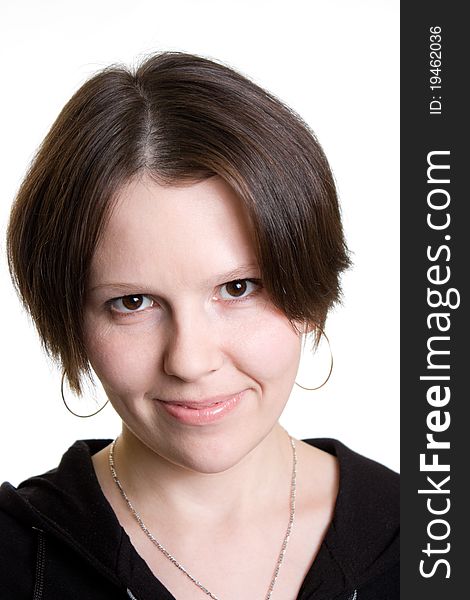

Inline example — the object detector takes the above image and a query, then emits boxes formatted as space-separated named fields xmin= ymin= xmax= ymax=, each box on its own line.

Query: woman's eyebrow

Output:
xmin=88 ymin=282 xmax=146 ymax=293
xmin=88 ymin=264 xmax=260 ymax=293
xmin=206 ymin=264 xmax=260 ymax=285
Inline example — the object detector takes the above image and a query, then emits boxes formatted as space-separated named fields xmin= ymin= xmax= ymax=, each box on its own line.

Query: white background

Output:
xmin=0 ymin=0 xmax=399 ymax=485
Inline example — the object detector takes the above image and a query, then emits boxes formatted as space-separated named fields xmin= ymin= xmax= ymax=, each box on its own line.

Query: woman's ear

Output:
xmin=305 ymin=322 xmax=318 ymax=334
xmin=291 ymin=319 xmax=317 ymax=337
xmin=300 ymin=321 xmax=318 ymax=335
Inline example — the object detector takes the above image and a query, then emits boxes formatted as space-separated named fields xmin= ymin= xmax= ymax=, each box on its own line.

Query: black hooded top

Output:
xmin=0 ymin=439 xmax=399 ymax=599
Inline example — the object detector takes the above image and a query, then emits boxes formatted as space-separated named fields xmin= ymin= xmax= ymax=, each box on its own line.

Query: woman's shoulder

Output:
xmin=299 ymin=438 xmax=399 ymax=598
xmin=0 ymin=438 xmax=112 ymax=514
xmin=0 ymin=439 xmax=107 ymax=531
xmin=302 ymin=437 xmax=399 ymax=508
xmin=301 ymin=437 xmax=399 ymax=540
xmin=0 ymin=439 xmax=122 ymax=596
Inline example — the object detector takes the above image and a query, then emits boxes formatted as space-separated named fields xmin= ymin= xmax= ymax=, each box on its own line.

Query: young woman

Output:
xmin=0 ymin=52 xmax=398 ymax=599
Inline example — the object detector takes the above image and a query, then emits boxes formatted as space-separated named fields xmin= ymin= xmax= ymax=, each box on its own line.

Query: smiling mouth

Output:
xmin=155 ymin=391 xmax=246 ymax=424
xmin=169 ymin=400 xmax=224 ymax=409
xmin=159 ymin=392 xmax=245 ymax=409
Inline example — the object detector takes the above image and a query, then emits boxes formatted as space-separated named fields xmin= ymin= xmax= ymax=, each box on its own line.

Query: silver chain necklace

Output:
xmin=108 ymin=436 xmax=297 ymax=600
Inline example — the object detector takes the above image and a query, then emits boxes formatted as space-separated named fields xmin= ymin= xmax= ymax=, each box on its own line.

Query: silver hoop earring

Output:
xmin=61 ymin=372 xmax=109 ymax=418
xmin=294 ymin=328 xmax=333 ymax=391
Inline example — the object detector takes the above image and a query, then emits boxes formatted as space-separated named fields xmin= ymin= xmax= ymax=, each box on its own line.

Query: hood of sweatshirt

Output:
xmin=0 ymin=439 xmax=399 ymax=600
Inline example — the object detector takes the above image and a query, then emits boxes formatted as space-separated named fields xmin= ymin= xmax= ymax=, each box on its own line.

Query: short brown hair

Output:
xmin=7 ymin=51 xmax=351 ymax=394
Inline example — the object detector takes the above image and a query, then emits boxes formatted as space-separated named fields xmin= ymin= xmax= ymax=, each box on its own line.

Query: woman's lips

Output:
xmin=156 ymin=391 xmax=245 ymax=425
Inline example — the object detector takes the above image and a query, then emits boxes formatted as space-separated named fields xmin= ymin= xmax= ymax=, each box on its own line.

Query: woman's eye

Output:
xmin=110 ymin=294 xmax=154 ymax=313
xmin=219 ymin=279 xmax=260 ymax=301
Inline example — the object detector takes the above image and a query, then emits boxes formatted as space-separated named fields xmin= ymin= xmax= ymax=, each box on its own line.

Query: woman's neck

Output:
xmin=112 ymin=424 xmax=293 ymax=530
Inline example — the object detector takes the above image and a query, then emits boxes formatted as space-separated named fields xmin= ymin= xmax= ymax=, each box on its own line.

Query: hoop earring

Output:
xmin=61 ymin=372 xmax=109 ymax=418
xmin=294 ymin=328 xmax=333 ymax=391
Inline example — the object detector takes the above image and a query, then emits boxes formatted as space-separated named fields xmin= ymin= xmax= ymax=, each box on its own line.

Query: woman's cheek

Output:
xmin=234 ymin=310 xmax=302 ymax=382
xmin=85 ymin=323 xmax=160 ymax=397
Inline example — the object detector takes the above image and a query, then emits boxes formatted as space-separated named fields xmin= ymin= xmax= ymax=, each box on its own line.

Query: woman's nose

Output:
xmin=162 ymin=310 xmax=224 ymax=382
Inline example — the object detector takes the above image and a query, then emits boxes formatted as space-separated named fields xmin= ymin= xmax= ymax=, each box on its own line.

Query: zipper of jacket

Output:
xmin=32 ymin=526 xmax=46 ymax=600
xmin=347 ymin=591 xmax=357 ymax=600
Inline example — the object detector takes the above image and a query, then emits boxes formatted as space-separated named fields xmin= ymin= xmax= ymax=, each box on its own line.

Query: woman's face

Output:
xmin=84 ymin=175 xmax=302 ymax=473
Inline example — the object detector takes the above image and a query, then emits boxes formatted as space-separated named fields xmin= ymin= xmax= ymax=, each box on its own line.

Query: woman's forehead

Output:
xmin=89 ymin=175 xmax=258 ymax=286
xmin=110 ymin=175 xmax=252 ymax=234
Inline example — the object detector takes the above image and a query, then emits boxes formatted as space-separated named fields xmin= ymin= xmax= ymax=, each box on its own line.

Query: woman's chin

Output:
xmin=151 ymin=430 xmax=271 ymax=476
xmin=121 ymin=407 xmax=280 ymax=476
xmin=166 ymin=439 xmax=257 ymax=475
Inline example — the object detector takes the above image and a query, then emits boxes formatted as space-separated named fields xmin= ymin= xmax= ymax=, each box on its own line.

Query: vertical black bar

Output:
xmin=401 ymin=1 xmax=468 ymax=597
